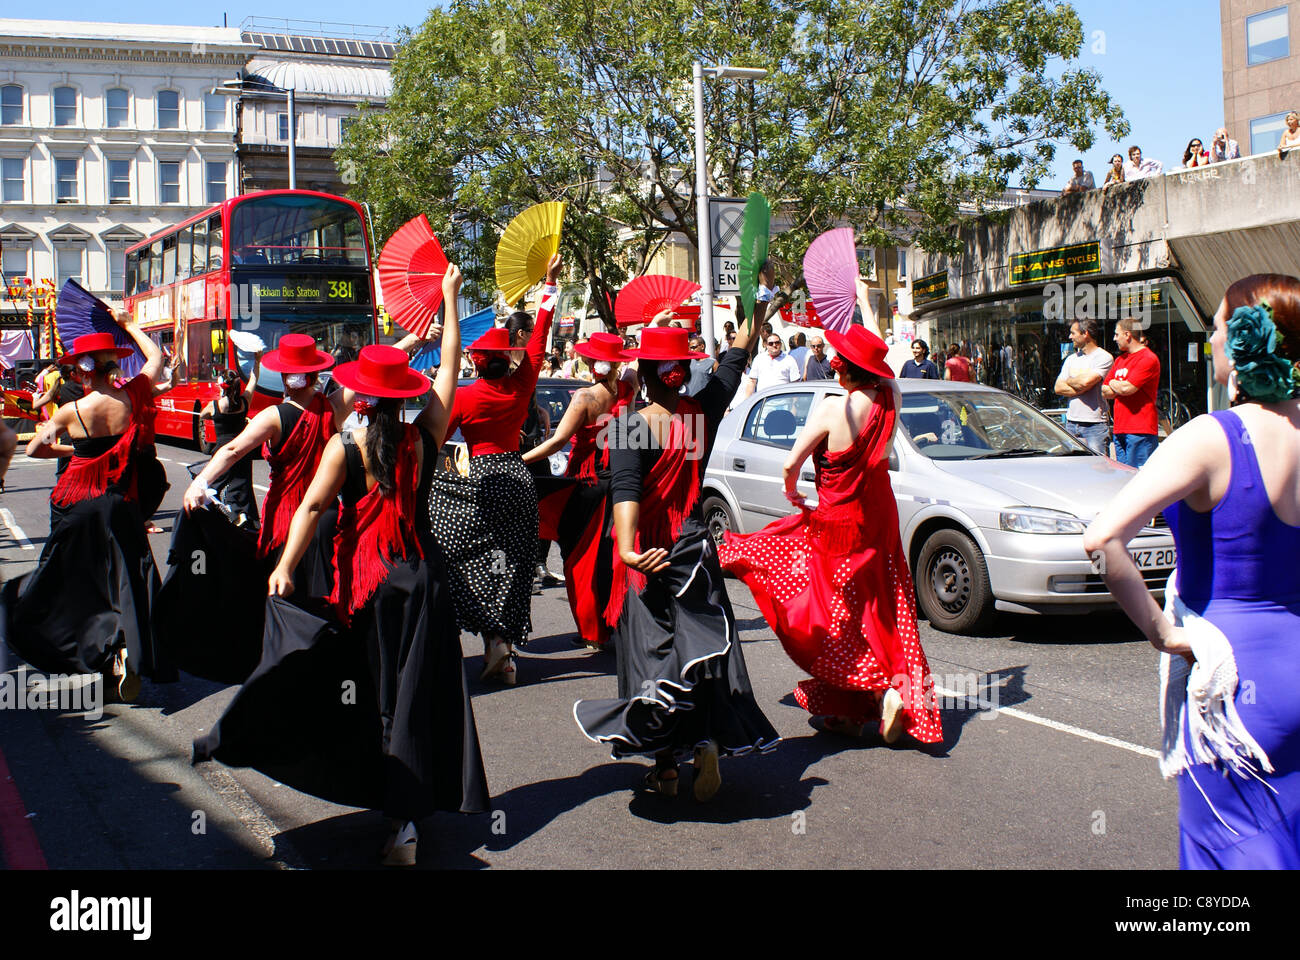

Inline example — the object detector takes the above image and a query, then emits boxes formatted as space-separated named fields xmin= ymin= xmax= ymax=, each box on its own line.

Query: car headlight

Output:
xmin=999 ymin=507 xmax=1087 ymax=535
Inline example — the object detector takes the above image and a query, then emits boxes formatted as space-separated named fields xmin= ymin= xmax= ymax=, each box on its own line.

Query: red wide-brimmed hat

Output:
xmin=467 ymin=326 xmax=526 ymax=352
xmin=58 ymin=332 xmax=134 ymax=366
xmin=575 ymin=332 xmax=633 ymax=364
xmin=629 ymin=327 xmax=707 ymax=361
xmin=331 ymin=345 xmax=430 ymax=399
xmin=261 ymin=333 xmax=335 ymax=373
xmin=826 ymin=327 xmax=894 ymax=380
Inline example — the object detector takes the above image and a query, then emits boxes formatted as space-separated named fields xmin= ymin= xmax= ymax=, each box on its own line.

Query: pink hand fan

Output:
xmin=803 ymin=227 xmax=858 ymax=334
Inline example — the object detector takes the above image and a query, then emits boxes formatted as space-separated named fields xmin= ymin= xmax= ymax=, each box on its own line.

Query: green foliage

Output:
xmin=337 ymin=0 xmax=1128 ymax=325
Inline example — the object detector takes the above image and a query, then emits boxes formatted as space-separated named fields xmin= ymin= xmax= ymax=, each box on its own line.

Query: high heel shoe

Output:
xmin=880 ymin=687 xmax=905 ymax=744
xmin=644 ymin=758 xmax=678 ymax=797
xmin=381 ymin=820 xmax=418 ymax=867
xmin=692 ymin=741 xmax=721 ymax=802
xmin=480 ymin=639 xmax=511 ymax=682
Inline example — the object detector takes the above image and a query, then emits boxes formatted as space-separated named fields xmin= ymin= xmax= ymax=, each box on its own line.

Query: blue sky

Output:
xmin=28 ymin=1 xmax=1225 ymax=189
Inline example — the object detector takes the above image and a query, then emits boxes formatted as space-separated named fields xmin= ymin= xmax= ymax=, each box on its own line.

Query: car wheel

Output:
xmin=702 ymin=496 xmax=735 ymax=549
xmin=915 ymin=527 xmax=994 ymax=634
xmin=193 ymin=403 xmax=217 ymax=455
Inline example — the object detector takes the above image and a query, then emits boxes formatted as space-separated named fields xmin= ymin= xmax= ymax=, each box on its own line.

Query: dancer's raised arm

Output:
xmin=268 ymin=435 xmax=347 ymax=596
xmin=415 ymin=264 xmax=463 ymax=448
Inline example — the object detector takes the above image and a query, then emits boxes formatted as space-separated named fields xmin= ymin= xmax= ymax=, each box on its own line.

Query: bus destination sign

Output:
xmin=235 ymin=274 xmax=367 ymax=305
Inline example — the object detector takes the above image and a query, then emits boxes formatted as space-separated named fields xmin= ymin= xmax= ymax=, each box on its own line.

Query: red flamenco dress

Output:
xmin=718 ymin=386 xmax=943 ymax=744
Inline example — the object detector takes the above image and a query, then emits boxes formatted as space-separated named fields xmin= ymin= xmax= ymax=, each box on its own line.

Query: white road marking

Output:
xmin=935 ymin=685 xmax=1160 ymax=760
xmin=157 ymin=456 xmax=172 ymax=463
xmin=0 ymin=508 xmax=35 ymax=550
xmin=254 ymin=484 xmax=269 ymax=493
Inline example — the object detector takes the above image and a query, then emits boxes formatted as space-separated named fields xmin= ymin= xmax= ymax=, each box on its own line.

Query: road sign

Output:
xmin=709 ymin=197 xmax=746 ymax=294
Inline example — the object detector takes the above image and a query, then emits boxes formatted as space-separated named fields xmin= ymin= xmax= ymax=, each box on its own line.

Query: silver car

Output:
xmin=702 ymin=379 xmax=1176 ymax=634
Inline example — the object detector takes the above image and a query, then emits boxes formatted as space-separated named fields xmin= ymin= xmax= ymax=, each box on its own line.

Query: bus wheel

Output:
xmin=193 ymin=404 xmax=217 ymax=455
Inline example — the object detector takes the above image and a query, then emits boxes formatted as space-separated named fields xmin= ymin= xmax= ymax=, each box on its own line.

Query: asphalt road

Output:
xmin=0 ymin=438 xmax=1179 ymax=870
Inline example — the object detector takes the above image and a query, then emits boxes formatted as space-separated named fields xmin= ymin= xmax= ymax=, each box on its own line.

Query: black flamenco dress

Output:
xmin=154 ymin=399 xmax=337 ymax=685
xmin=2 ymin=375 xmax=174 ymax=682
xmin=194 ymin=425 xmax=489 ymax=821
xmin=573 ymin=349 xmax=780 ymax=759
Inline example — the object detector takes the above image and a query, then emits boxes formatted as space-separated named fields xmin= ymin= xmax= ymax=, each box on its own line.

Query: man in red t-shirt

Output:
xmin=1102 ymin=317 xmax=1161 ymax=467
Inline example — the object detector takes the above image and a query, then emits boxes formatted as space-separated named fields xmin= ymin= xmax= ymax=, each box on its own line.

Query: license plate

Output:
xmin=1129 ymin=547 xmax=1176 ymax=570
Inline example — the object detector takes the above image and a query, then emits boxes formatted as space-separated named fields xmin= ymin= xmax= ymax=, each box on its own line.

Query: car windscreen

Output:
xmin=898 ymin=390 xmax=1087 ymax=460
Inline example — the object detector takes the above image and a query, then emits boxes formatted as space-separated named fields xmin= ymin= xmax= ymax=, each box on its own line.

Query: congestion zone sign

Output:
xmin=710 ymin=197 xmax=747 ymax=295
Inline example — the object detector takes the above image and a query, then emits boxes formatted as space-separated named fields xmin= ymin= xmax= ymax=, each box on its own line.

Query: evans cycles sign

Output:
xmin=1010 ymin=241 xmax=1103 ymax=286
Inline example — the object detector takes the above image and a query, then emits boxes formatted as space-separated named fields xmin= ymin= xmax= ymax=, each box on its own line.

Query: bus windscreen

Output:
xmin=229 ymin=195 xmax=368 ymax=267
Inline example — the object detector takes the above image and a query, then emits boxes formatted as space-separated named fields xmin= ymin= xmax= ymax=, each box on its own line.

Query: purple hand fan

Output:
xmin=802 ymin=227 xmax=859 ymax=334
xmin=56 ymin=279 xmax=144 ymax=377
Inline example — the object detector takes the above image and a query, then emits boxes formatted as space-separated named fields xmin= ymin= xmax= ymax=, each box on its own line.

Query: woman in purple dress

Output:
xmin=1084 ymin=273 xmax=1300 ymax=869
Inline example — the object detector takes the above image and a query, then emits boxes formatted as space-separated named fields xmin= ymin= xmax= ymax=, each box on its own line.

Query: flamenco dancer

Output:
xmin=524 ymin=330 xmax=637 ymax=649
xmin=197 ymin=266 xmax=489 ymax=866
xmin=428 ymin=254 xmax=561 ymax=686
xmin=573 ymin=313 xmax=780 ymax=800
xmin=1085 ymin=274 xmax=1300 ymax=869
xmin=197 ymin=351 xmax=264 ymax=530
xmin=2 ymin=317 xmax=174 ymax=700
xmin=718 ymin=279 xmax=943 ymax=747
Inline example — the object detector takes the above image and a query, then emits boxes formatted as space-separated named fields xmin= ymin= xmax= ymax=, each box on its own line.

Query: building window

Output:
xmin=205 ymin=161 xmax=227 ymax=203
xmin=1247 ymin=7 xmax=1290 ymax=65
xmin=53 ymin=86 xmax=77 ymax=126
xmin=159 ymin=161 xmax=181 ymax=203
xmin=157 ymin=90 xmax=180 ymax=130
xmin=106 ymin=88 xmax=129 ymax=128
xmin=340 ymin=115 xmax=356 ymax=140
xmin=0 ymin=85 xmax=22 ymax=125
xmin=860 ymin=247 xmax=877 ymax=281
xmin=55 ymin=157 xmax=79 ymax=203
xmin=278 ymin=112 xmax=298 ymax=143
xmin=896 ymin=247 xmax=909 ymax=281
xmin=1251 ymin=112 xmax=1290 ymax=153
xmin=2 ymin=157 xmax=23 ymax=202
xmin=108 ymin=159 xmax=131 ymax=203
xmin=109 ymin=247 xmax=126 ymax=294
xmin=2 ymin=244 xmax=27 ymax=281
xmin=56 ymin=247 xmax=84 ymax=287
xmin=204 ymin=94 xmax=226 ymax=131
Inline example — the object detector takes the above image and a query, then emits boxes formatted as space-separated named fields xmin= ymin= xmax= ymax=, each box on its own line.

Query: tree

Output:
xmin=338 ymin=0 xmax=1127 ymax=325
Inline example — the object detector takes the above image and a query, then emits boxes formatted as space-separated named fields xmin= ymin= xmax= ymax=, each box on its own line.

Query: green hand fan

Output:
xmin=737 ymin=191 xmax=770 ymax=331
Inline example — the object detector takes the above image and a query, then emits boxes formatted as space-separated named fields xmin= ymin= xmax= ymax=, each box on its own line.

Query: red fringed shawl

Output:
xmin=50 ymin=375 xmax=154 ymax=508
xmin=329 ymin=424 xmax=424 ymax=623
xmin=257 ymin=394 xmax=336 ymax=558
xmin=604 ymin=396 xmax=706 ymax=626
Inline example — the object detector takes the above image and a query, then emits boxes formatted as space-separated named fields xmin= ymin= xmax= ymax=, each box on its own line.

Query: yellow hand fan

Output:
xmin=495 ymin=201 xmax=566 ymax=307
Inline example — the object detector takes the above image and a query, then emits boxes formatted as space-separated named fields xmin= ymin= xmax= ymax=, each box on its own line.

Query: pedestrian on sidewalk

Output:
xmin=1103 ymin=317 xmax=1161 ymax=467
xmin=1084 ymin=273 xmax=1300 ymax=869
xmin=1054 ymin=318 xmax=1114 ymax=456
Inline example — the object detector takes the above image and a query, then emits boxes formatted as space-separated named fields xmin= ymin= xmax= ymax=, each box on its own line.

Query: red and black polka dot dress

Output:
xmin=717 ymin=387 xmax=943 ymax=744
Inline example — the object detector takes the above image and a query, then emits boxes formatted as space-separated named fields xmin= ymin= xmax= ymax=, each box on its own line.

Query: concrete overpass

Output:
xmin=906 ymin=150 xmax=1300 ymax=423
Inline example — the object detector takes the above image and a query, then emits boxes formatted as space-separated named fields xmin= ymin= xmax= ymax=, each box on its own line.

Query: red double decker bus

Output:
xmin=123 ymin=189 xmax=378 ymax=450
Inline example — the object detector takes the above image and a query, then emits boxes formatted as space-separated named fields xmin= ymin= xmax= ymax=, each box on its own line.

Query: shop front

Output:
xmin=914 ymin=274 xmax=1217 ymax=433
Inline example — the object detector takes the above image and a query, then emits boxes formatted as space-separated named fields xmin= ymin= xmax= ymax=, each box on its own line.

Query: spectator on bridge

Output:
xmin=1061 ymin=159 xmax=1095 ymax=194
xmin=1054 ymin=318 xmax=1114 ymax=456
xmin=1103 ymin=318 xmax=1161 ymax=468
xmin=1181 ymin=138 xmax=1210 ymax=169
xmin=1210 ymin=128 xmax=1240 ymax=163
xmin=1124 ymin=145 xmax=1164 ymax=181
xmin=1103 ymin=153 xmax=1126 ymax=187
xmin=944 ymin=343 xmax=972 ymax=381
xmin=1279 ymin=111 xmax=1300 ymax=154
xmin=803 ymin=335 xmax=833 ymax=379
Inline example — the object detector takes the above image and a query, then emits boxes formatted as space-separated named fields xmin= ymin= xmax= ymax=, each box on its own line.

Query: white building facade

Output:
xmin=0 ymin=19 xmax=257 ymax=326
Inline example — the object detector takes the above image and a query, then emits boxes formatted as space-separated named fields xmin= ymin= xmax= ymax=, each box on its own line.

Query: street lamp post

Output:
xmin=692 ymin=63 xmax=767 ymax=356
xmin=215 ymin=79 xmax=297 ymax=190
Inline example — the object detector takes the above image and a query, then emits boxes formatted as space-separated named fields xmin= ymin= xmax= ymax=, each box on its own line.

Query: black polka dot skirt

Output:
xmin=427 ymin=451 xmax=538 ymax=645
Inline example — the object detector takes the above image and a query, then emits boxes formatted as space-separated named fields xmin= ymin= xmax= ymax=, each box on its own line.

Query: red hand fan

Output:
xmin=614 ymin=275 xmax=700 ymax=328
xmin=378 ymin=215 xmax=449 ymax=338
xmin=803 ymin=227 xmax=858 ymax=334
